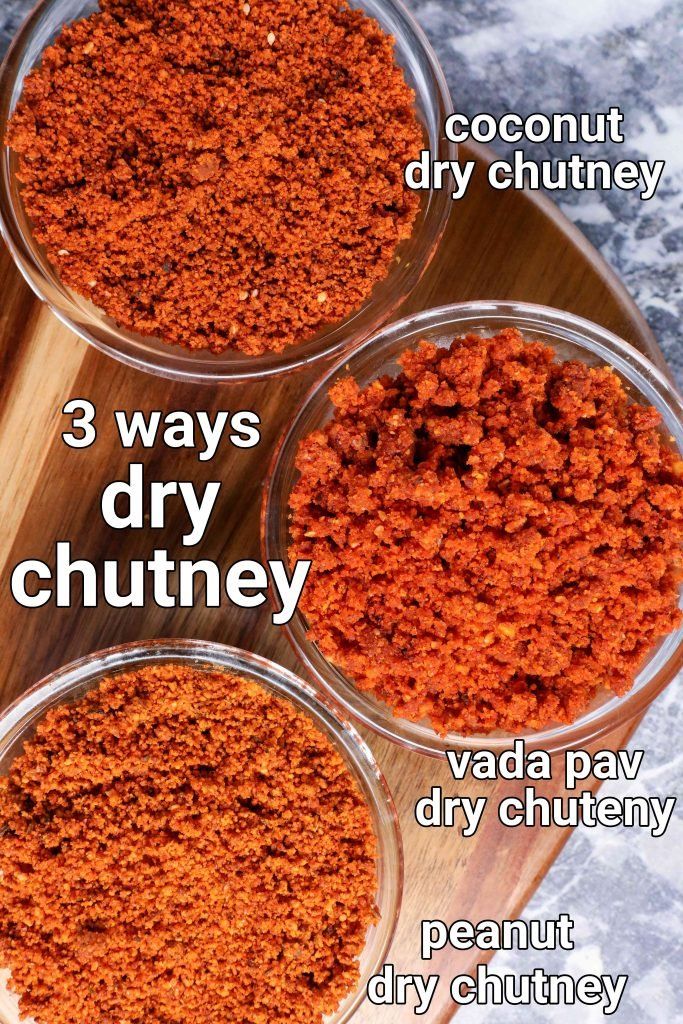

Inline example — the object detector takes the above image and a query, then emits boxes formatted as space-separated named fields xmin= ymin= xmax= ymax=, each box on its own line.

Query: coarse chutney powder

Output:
xmin=0 ymin=664 xmax=378 ymax=1024
xmin=289 ymin=329 xmax=683 ymax=735
xmin=7 ymin=0 xmax=423 ymax=355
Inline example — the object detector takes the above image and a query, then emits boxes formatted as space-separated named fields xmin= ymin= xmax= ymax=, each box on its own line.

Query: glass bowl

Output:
xmin=263 ymin=300 xmax=683 ymax=757
xmin=0 ymin=0 xmax=454 ymax=384
xmin=0 ymin=639 xmax=402 ymax=1024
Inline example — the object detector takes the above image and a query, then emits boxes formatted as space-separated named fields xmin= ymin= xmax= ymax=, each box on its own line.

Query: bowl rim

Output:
xmin=0 ymin=0 xmax=455 ymax=383
xmin=262 ymin=299 xmax=683 ymax=757
xmin=0 ymin=637 xmax=404 ymax=1024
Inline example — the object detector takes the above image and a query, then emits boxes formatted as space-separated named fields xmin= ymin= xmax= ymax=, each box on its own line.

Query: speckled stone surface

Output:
xmin=0 ymin=1 xmax=680 ymax=1021
xmin=409 ymin=0 xmax=683 ymax=385
xmin=401 ymin=4 xmax=681 ymax=1021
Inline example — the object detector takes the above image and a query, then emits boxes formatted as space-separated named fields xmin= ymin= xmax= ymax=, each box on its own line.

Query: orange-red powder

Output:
xmin=289 ymin=329 xmax=683 ymax=735
xmin=0 ymin=664 xmax=378 ymax=1024
xmin=8 ymin=0 xmax=422 ymax=355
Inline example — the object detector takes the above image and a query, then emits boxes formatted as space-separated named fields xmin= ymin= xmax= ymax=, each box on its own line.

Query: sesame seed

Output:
xmin=267 ymin=31 xmax=276 ymax=45
xmin=238 ymin=290 xmax=248 ymax=301
xmin=317 ymin=291 xmax=327 ymax=303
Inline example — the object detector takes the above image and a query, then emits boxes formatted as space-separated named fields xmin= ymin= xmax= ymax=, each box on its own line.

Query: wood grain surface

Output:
xmin=0 ymin=141 xmax=666 ymax=1024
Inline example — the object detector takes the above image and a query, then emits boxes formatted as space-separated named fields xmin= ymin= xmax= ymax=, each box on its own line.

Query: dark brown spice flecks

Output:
xmin=8 ymin=0 xmax=422 ymax=355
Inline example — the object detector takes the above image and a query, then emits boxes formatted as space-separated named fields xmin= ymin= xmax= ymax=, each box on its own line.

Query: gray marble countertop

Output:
xmin=0 ymin=1 xmax=680 ymax=1021
xmin=402 ymin=3 xmax=681 ymax=1021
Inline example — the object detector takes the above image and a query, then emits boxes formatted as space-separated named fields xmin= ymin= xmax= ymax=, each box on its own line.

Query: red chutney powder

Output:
xmin=0 ymin=664 xmax=378 ymax=1024
xmin=289 ymin=329 xmax=683 ymax=735
xmin=7 ymin=0 xmax=422 ymax=355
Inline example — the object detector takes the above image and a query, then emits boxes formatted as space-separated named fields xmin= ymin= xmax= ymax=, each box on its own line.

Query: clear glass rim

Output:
xmin=0 ymin=638 xmax=403 ymax=1024
xmin=262 ymin=300 xmax=683 ymax=757
xmin=0 ymin=0 xmax=455 ymax=383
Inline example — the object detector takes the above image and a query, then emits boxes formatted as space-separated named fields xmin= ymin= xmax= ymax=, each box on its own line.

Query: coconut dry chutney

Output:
xmin=0 ymin=664 xmax=378 ymax=1024
xmin=7 ymin=0 xmax=422 ymax=355
xmin=289 ymin=329 xmax=683 ymax=735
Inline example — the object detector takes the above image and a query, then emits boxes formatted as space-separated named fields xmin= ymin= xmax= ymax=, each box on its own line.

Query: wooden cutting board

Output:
xmin=0 ymin=141 xmax=666 ymax=1023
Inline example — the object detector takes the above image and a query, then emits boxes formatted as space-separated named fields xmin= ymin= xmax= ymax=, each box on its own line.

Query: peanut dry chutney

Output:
xmin=289 ymin=329 xmax=683 ymax=735
xmin=7 ymin=0 xmax=422 ymax=355
xmin=0 ymin=665 xmax=378 ymax=1024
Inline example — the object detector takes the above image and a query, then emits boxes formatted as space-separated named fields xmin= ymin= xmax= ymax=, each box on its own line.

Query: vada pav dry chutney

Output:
xmin=289 ymin=327 xmax=683 ymax=736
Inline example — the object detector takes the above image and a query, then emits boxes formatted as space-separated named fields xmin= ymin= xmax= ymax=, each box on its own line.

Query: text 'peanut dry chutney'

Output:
xmin=0 ymin=664 xmax=378 ymax=1024
xmin=8 ymin=0 xmax=422 ymax=355
xmin=289 ymin=328 xmax=683 ymax=736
